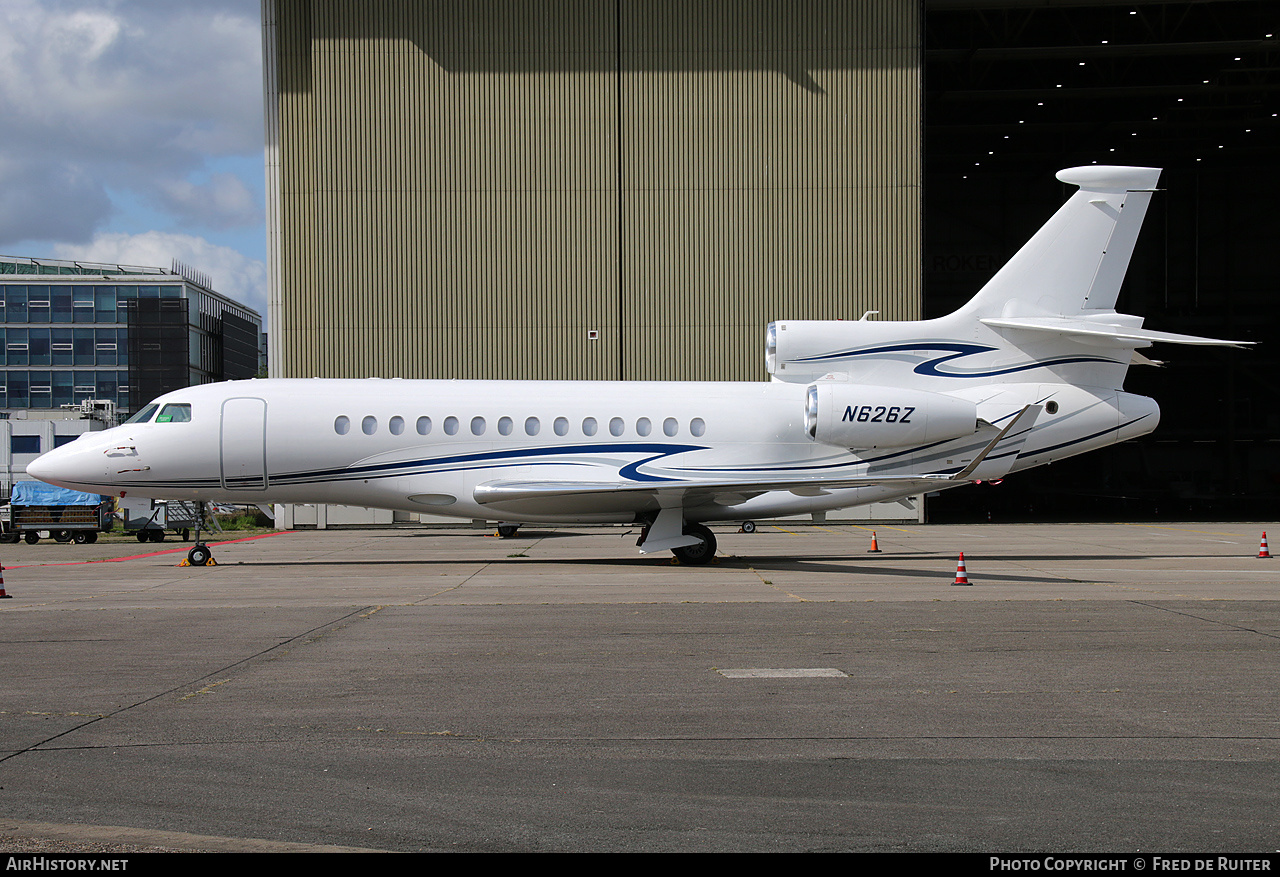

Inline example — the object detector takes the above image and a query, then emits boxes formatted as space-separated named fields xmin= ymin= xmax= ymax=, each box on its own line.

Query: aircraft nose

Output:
xmin=27 ymin=446 xmax=70 ymax=486
xmin=27 ymin=442 xmax=105 ymax=491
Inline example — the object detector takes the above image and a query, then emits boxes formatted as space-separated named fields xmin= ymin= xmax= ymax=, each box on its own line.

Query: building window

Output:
xmin=11 ymin=435 xmax=40 ymax=455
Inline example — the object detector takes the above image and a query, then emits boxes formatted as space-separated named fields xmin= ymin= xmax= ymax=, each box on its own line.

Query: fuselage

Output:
xmin=27 ymin=377 xmax=1159 ymax=525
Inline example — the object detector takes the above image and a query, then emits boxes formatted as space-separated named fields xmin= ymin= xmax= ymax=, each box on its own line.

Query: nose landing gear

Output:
xmin=181 ymin=502 xmax=217 ymax=567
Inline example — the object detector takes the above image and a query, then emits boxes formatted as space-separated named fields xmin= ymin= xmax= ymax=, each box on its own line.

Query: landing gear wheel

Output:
xmin=53 ymin=530 xmax=72 ymax=543
xmin=672 ymin=523 xmax=717 ymax=566
xmin=741 ymin=520 xmax=757 ymax=534
xmin=187 ymin=544 xmax=212 ymax=567
xmin=496 ymin=524 xmax=520 ymax=538
xmin=23 ymin=532 xmax=39 ymax=545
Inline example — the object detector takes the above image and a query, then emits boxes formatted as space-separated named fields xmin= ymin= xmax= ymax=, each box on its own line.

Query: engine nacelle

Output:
xmin=804 ymin=383 xmax=979 ymax=449
xmin=768 ymin=319 xmax=906 ymax=384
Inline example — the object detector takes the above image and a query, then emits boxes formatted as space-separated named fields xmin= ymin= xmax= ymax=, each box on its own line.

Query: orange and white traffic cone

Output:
xmin=868 ymin=531 xmax=882 ymax=553
xmin=0 ymin=562 xmax=10 ymax=599
xmin=1259 ymin=532 xmax=1272 ymax=559
xmin=952 ymin=553 xmax=971 ymax=586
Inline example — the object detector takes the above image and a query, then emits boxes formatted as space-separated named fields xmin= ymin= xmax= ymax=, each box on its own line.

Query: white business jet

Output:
xmin=27 ymin=166 xmax=1248 ymax=565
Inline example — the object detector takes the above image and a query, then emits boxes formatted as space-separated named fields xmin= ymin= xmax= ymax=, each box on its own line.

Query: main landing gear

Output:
xmin=636 ymin=513 xmax=719 ymax=566
xmin=671 ymin=523 xmax=717 ymax=566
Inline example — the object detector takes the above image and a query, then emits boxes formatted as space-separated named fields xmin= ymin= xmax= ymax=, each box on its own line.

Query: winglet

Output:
xmin=950 ymin=404 xmax=1041 ymax=482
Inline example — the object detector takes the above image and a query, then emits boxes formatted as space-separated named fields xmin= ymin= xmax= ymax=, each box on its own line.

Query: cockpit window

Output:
xmin=124 ymin=404 xmax=158 ymax=424
xmin=156 ymin=403 xmax=192 ymax=423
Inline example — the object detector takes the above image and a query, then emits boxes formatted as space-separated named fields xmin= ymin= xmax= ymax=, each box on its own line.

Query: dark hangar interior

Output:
xmin=923 ymin=0 xmax=1277 ymax=521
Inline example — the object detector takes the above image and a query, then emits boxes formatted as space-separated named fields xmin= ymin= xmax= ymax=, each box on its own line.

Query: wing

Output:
xmin=473 ymin=405 xmax=1040 ymax=515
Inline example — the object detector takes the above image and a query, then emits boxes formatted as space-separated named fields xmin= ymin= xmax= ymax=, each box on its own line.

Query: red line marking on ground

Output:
xmin=3 ymin=530 xmax=295 ymax=569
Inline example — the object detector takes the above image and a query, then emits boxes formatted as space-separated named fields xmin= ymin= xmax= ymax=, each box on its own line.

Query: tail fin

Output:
xmin=765 ymin=165 xmax=1249 ymax=390
xmin=959 ymin=165 xmax=1250 ymax=352
xmin=959 ymin=165 xmax=1161 ymax=321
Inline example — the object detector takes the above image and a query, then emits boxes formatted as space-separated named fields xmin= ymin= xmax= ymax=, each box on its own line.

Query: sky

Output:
xmin=0 ymin=0 xmax=268 ymax=320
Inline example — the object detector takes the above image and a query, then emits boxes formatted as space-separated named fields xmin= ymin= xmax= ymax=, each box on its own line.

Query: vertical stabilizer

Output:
xmin=960 ymin=165 xmax=1161 ymax=320
xmin=767 ymin=165 xmax=1246 ymax=393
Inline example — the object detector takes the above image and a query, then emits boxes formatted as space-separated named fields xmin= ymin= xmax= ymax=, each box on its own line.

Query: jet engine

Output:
xmin=804 ymin=383 xmax=979 ymax=449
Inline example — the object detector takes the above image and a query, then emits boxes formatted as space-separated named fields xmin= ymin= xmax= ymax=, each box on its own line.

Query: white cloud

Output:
xmin=51 ymin=230 xmax=267 ymax=321
xmin=0 ymin=0 xmax=264 ymax=246
xmin=0 ymin=156 xmax=111 ymax=243
xmin=157 ymin=173 xmax=263 ymax=230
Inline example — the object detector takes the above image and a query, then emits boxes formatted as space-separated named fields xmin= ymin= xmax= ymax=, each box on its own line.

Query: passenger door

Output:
xmin=220 ymin=397 xmax=267 ymax=491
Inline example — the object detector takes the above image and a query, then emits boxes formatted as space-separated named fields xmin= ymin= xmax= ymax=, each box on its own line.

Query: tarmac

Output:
xmin=0 ymin=521 xmax=1277 ymax=852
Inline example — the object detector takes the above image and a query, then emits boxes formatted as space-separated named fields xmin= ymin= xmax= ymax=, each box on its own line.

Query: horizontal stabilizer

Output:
xmin=981 ymin=316 xmax=1252 ymax=348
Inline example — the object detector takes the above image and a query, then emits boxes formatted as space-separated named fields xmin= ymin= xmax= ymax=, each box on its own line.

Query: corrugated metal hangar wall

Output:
xmin=263 ymin=0 xmax=922 ymax=382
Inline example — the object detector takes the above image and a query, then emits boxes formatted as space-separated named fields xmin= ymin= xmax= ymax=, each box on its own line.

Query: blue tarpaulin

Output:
xmin=10 ymin=482 xmax=105 ymax=506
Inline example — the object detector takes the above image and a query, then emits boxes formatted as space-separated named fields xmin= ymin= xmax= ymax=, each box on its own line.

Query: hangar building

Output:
xmin=262 ymin=0 xmax=1276 ymax=523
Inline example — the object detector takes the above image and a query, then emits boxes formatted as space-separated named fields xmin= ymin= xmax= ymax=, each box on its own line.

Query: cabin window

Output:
xmin=498 ymin=416 xmax=513 ymax=436
xmin=663 ymin=417 xmax=678 ymax=437
xmin=609 ymin=417 xmax=624 ymax=437
xmin=582 ymin=417 xmax=598 ymax=436
xmin=416 ymin=416 xmax=431 ymax=435
xmin=389 ymin=416 xmax=405 ymax=435
xmin=443 ymin=416 xmax=459 ymax=436
xmin=636 ymin=417 xmax=651 ymax=437
xmin=362 ymin=416 xmax=377 ymax=435
xmin=156 ymin=403 xmax=191 ymax=423
xmin=553 ymin=416 xmax=569 ymax=436
xmin=335 ymin=416 xmax=350 ymax=435
xmin=125 ymin=403 xmax=158 ymax=424
xmin=471 ymin=416 xmax=486 ymax=436
xmin=525 ymin=416 xmax=540 ymax=436
xmin=690 ymin=417 xmax=706 ymax=437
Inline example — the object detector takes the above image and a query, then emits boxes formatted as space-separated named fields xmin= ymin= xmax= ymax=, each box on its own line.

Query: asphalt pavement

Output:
xmin=1 ymin=521 xmax=1277 ymax=852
